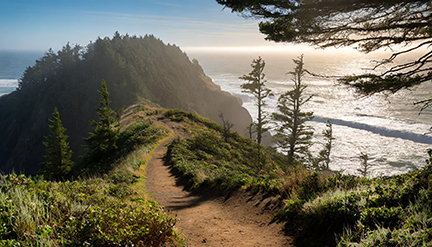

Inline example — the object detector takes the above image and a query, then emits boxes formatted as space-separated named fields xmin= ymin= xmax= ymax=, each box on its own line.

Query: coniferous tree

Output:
xmin=85 ymin=80 xmax=120 ymax=172
xmin=219 ymin=112 xmax=234 ymax=143
xmin=357 ymin=152 xmax=371 ymax=177
xmin=317 ymin=120 xmax=334 ymax=170
xmin=239 ymin=57 xmax=273 ymax=144
xmin=40 ymin=108 xmax=74 ymax=180
xmin=272 ymin=55 xmax=314 ymax=165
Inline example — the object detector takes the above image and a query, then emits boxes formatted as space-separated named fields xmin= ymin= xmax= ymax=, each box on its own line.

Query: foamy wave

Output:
xmin=312 ymin=116 xmax=432 ymax=144
xmin=0 ymin=79 xmax=18 ymax=87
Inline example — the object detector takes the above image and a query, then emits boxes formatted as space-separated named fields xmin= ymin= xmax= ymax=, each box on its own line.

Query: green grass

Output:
xmin=4 ymin=105 xmax=431 ymax=246
xmin=0 ymin=174 xmax=177 ymax=246
xmin=275 ymin=167 xmax=432 ymax=246
xmin=162 ymin=108 xmax=432 ymax=246
xmin=165 ymin=109 xmax=287 ymax=192
xmin=0 ymin=105 xmax=182 ymax=246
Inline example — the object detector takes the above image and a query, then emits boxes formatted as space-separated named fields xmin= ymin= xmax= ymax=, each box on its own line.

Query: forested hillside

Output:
xmin=0 ymin=33 xmax=251 ymax=174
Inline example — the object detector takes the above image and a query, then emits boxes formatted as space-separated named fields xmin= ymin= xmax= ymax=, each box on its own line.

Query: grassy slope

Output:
xmin=1 ymin=104 xmax=431 ymax=246
xmin=163 ymin=109 xmax=432 ymax=247
xmin=0 ymin=104 xmax=183 ymax=247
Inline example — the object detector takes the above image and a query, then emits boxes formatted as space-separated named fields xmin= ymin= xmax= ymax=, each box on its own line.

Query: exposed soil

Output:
xmin=146 ymin=117 xmax=293 ymax=246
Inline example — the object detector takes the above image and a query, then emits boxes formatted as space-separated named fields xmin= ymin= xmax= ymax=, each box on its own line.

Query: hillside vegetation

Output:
xmin=0 ymin=33 xmax=251 ymax=174
xmin=0 ymin=104 xmax=183 ymax=246
xmin=163 ymin=109 xmax=432 ymax=246
xmin=1 ymin=101 xmax=431 ymax=246
xmin=1 ymin=33 xmax=431 ymax=246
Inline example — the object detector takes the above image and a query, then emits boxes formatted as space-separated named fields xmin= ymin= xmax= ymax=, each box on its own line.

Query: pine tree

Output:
xmin=219 ymin=112 xmax=234 ymax=143
xmin=85 ymin=80 xmax=120 ymax=172
xmin=317 ymin=120 xmax=334 ymax=170
xmin=272 ymin=55 xmax=314 ymax=165
xmin=239 ymin=56 xmax=273 ymax=144
xmin=40 ymin=108 xmax=74 ymax=180
xmin=357 ymin=152 xmax=370 ymax=177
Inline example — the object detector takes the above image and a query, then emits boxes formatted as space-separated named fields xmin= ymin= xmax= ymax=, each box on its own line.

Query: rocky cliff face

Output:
xmin=0 ymin=34 xmax=252 ymax=174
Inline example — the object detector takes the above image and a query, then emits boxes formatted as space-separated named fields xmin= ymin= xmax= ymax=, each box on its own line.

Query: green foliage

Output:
xmin=79 ymin=106 xmax=167 ymax=176
xmin=40 ymin=108 xmax=74 ymax=180
xmin=277 ymin=163 xmax=432 ymax=246
xmin=361 ymin=206 xmax=404 ymax=230
xmin=164 ymin=109 xmax=223 ymax=132
xmin=272 ymin=55 xmax=314 ymax=165
xmin=239 ymin=56 xmax=273 ymax=144
xmin=166 ymin=126 xmax=286 ymax=192
xmin=117 ymin=119 xmax=168 ymax=154
xmin=0 ymin=174 xmax=177 ymax=246
xmin=108 ymin=169 xmax=139 ymax=185
xmin=84 ymin=80 xmax=120 ymax=173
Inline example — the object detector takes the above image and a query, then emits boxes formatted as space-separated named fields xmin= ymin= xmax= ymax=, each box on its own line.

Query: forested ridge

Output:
xmin=0 ymin=33 xmax=251 ymax=174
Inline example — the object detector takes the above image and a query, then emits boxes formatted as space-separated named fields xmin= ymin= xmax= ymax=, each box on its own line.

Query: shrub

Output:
xmin=0 ymin=174 xmax=177 ymax=246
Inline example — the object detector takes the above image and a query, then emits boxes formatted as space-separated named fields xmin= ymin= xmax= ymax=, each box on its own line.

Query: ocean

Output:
xmin=1 ymin=48 xmax=431 ymax=176
xmin=185 ymin=46 xmax=432 ymax=177
xmin=0 ymin=50 xmax=44 ymax=97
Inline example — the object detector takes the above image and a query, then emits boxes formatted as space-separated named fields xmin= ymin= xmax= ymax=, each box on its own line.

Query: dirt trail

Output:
xmin=146 ymin=135 xmax=293 ymax=246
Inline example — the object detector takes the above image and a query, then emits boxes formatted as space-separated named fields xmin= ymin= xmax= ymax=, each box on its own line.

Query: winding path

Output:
xmin=146 ymin=137 xmax=293 ymax=246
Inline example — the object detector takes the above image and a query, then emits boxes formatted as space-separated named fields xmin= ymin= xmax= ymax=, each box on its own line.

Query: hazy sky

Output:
xmin=0 ymin=0 xmax=286 ymax=51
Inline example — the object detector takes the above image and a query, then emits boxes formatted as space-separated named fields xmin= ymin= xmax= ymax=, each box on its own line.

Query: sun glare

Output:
xmin=183 ymin=44 xmax=314 ymax=53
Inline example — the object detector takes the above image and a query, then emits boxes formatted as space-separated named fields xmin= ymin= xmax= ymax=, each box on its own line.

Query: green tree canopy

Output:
xmin=84 ymin=80 xmax=120 ymax=172
xmin=217 ymin=0 xmax=432 ymax=95
xmin=40 ymin=108 xmax=74 ymax=180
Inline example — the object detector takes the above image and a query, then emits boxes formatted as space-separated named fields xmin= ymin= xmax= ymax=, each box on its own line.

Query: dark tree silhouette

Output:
xmin=272 ymin=55 xmax=314 ymax=165
xmin=240 ymin=57 xmax=273 ymax=144
xmin=317 ymin=120 xmax=334 ymax=170
xmin=219 ymin=112 xmax=235 ymax=143
xmin=217 ymin=0 xmax=431 ymax=97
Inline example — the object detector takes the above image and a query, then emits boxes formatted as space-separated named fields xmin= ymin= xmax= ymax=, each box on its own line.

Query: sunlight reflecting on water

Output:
xmin=187 ymin=47 xmax=432 ymax=177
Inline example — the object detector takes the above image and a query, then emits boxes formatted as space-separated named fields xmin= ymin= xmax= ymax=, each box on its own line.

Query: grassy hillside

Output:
xmin=162 ymin=109 xmax=432 ymax=246
xmin=0 ymin=104 xmax=183 ymax=246
xmin=1 ymin=102 xmax=431 ymax=246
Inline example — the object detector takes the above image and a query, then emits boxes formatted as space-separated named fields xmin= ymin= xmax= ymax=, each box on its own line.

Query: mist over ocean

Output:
xmin=1 ymin=48 xmax=431 ymax=176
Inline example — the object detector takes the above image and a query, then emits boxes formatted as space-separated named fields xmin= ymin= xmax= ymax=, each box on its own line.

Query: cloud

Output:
xmin=82 ymin=10 xmax=258 ymax=33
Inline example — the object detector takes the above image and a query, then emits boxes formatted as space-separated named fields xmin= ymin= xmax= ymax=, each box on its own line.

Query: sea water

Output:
xmin=185 ymin=46 xmax=432 ymax=177
xmin=1 ymin=48 xmax=431 ymax=176
xmin=0 ymin=51 xmax=43 ymax=97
